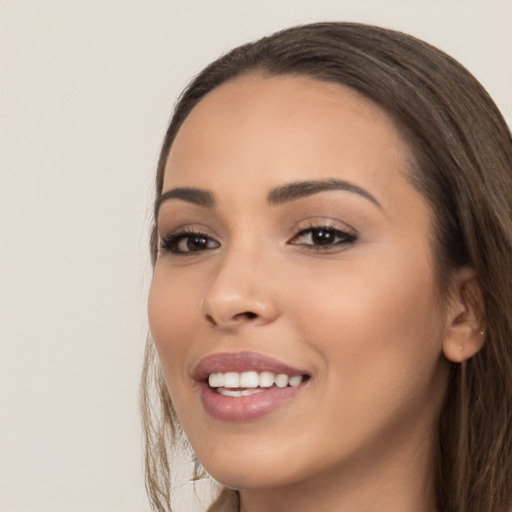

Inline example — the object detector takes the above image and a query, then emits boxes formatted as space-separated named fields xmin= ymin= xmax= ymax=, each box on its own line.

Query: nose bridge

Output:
xmin=202 ymin=234 xmax=278 ymax=327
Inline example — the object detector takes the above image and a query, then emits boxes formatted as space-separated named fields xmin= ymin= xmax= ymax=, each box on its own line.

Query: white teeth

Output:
xmin=218 ymin=388 xmax=266 ymax=397
xmin=240 ymin=371 xmax=259 ymax=387
xmin=208 ymin=371 xmax=304 ymax=392
xmin=288 ymin=375 xmax=302 ymax=387
xmin=208 ymin=373 xmax=224 ymax=388
xmin=275 ymin=374 xmax=289 ymax=388
xmin=224 ymin=372 xmax=240 ymax=388
xmin=259 ymin=371 xmax=275 ymax=388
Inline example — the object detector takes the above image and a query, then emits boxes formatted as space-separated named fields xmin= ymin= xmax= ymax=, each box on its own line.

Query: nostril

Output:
xmin=235 ymin=311 xmax=258 ymax=320
xmin=205 ymin=313 xmax=216 ymax=325
xmin=203 ymin=310 xmax=260 ymax=327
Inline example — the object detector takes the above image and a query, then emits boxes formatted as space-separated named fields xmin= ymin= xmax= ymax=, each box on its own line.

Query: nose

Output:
xmin=201 ymin=249 xmax=280 ymax=329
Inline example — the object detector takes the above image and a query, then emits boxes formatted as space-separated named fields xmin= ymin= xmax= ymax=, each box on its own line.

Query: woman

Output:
xmin=142 ymin=22 xmax=512 ymax=512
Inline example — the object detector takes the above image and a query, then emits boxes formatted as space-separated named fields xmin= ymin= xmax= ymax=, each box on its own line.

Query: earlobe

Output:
xmin=442 ymin=266 xmax=486 ymax=363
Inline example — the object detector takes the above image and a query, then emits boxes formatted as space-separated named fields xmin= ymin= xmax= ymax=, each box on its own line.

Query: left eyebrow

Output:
xmin=155 ymin=187 xmax=215 ymax=217
xmin=267 ymin=178 xmax=382 ymax=209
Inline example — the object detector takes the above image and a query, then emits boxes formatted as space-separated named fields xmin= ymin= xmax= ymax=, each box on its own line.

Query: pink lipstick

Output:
xmin=193 ymin=351 xmax=310 ymax=421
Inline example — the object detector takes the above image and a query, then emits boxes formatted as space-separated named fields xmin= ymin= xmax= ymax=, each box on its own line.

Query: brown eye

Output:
xmin=310 ymin=229 xmax=338 ymax=245
xmin=160 ymin=232 xmax=220 ymax=254
xmin=290 ymin=227 xmax=356 ymax=249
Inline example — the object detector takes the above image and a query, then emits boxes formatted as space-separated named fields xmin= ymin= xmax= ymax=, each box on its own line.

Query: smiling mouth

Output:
xmin=194 ymin=352 xmax=311 ymax=420
xmin=208 ymin=371 xmax=310 ymax=397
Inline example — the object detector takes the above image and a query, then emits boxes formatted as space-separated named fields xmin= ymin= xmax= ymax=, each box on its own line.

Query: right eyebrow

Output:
xmin=267 ymin=178 xmax=382 ymax=209
xmin=155 ymin=187 xmax=215 ymax=216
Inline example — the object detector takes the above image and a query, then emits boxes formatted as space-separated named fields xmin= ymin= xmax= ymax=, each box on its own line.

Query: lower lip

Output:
xmin=199 ymin=383 xmax=305 ymax=421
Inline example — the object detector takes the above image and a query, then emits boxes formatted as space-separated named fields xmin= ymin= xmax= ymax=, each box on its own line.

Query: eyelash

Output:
xmin=159 ymin=224 xmax=357 ymax=255
xmin=290 ymin=224 xmax=357 ymax=250
xmin=159 ymin=229 xmax=220 ymax=254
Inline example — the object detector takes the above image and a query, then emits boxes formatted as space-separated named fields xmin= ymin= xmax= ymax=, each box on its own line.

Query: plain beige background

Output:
xmin=1 ymin=1 xmax=511 ymax=511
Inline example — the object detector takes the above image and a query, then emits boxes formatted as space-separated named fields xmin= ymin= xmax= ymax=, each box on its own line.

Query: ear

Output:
xmin=443 ymin=266 xmax=486 ymax=363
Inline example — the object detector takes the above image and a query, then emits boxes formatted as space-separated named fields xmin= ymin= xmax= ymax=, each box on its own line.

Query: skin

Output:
xmin=148 ymin=74 xmax=481 ymax=512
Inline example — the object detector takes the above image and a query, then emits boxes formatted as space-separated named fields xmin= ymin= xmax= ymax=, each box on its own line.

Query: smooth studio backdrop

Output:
xmin=1 ymin=1 xmax=511 ymax=511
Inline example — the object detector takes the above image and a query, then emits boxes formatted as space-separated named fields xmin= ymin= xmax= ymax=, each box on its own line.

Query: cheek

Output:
xmin=147 ymin=267 xmax=199 ymax=377
xmin=276 ymin=257 xmax=449 ymax=465
xmin=283 ymin=254 xmax=446 ymax=387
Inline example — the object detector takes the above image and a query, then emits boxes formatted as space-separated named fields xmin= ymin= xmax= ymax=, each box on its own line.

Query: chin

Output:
xmin=206 ymin=466 xmax=289 ymax=492
xmin=197 ymin=444 xmax=302 ymax=491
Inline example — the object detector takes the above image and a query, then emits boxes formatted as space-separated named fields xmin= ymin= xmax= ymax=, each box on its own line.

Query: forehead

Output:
xmin=163 ymin=74 xmax=418 ymax=205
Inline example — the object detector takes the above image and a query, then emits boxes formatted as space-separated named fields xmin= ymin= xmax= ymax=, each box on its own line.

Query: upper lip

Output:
xmin=192 ymin=351 xmax=309 ymax=382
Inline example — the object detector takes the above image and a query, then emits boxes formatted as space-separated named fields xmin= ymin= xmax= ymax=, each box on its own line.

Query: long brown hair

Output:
xmin=141 ymin=22 xmax=512 ymax=512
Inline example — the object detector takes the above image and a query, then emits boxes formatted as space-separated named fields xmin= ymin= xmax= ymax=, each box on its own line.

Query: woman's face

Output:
xmin=148 ymin=75 xmax=451 ymax=492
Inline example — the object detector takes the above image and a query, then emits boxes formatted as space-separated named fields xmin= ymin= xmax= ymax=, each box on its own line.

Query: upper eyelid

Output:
xmin=160 ymin=228 xmax=218 ymax=241
xmin=159 ymin=230 xmax=221 ymax=255
xmin=158 ymin=223 xmax=220 ymax=240
xmin=292 ymin=217 xmax=358 ymax=235
xmin=294 ymin=225 xmax=353 ymax=236
xmin=291 ymin=225 xmax=357 ymax=241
